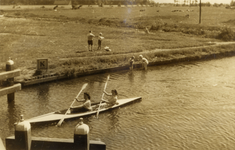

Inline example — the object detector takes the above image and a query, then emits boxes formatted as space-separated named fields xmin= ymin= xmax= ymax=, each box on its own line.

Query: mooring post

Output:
xmin=6 ymin=57 xmax=15 ymax=103
xmin=14 ymin=115 xmax=31 ymax=150
xmin=0 ymin=137 xmax=6 ymax=150
xmin=74 ymin=118 xmax=89 ymax=150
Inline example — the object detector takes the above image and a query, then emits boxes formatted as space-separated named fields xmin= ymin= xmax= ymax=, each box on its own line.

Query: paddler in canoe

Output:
xmin=101 ymin=89 xmax=119 ymax=106
xmin=70 ymin=92 xmax=92 ymax=113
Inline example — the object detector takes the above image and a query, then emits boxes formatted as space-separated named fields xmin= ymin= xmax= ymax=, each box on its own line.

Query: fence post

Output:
xmin=74 ymin=118 xmax=89 ymax=150
xmin=0 ymin=137 xmax=6 ymax=150
xmin=6 ymin=58 xmax=15 ymax=103
xmin=14 ymin=115 xmax=31 ymax=150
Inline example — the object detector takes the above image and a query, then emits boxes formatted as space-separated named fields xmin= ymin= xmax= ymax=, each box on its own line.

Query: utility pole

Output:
xmin=199 ymin=0 xmax=201 ymax=24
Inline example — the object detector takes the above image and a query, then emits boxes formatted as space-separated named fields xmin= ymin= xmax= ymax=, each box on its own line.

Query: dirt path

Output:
xmin=58 ymin=41 xmax=235 ymax=61
xmin=152 ymin=42 xmax=235 ymax=53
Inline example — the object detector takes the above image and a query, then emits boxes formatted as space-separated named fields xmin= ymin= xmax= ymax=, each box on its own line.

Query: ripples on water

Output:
xmin=1 ymin=57 xmax=235 ymax=149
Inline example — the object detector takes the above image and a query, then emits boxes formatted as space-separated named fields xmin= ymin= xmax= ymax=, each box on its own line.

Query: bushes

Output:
xmin=150 ymin=22 xmax=234 ymax=41
xmin=14 ymin=11 xmax=21 ymax=16
xmin=217 ymin=27 xmax=235 ymax=41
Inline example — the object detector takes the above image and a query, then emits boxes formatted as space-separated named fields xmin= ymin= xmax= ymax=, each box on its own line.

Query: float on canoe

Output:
xmin=25 ymin=97 xmax=142 ymax=124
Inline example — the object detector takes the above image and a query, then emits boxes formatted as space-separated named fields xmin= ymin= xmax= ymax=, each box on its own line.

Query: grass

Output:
xmin=0 ymin=5 xmax=235 ymax=80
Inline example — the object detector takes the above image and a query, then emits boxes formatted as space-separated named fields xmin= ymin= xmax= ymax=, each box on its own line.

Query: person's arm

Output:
xmin=75 ymin=98 xmax=85 ymax=102
xmin=103 ymin=90 xmax=112 ymax=96
xmin=101 ymin=98 xmax=108 ymax=102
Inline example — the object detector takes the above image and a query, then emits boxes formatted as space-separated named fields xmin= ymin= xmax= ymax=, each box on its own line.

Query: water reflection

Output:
xmin=128 ymin=71 xmax=134 ymax=84
xmin=37 ymin=84 xmax=50 ymax=114
xmin=7 ymin=100 xmax=20 ymax=132
xmin=140 ymin=70 xmax=147 ymax=83
xmin=37 ymin=84 xmax=50 ymax=101
xmin=107 ymin=109 xmax=120 ymax=133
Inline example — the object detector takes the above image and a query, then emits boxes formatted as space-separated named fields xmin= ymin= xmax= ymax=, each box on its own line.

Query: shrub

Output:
xmin=204 ymin=30 xmax=218 ymax=38
xmin=64 ymin=68 xmax=76 ymax=77
xmin=217 ymin=27 xmax=235 ymax=41
xmin=14 ymin=12 xmax=21 ymax=16
xmin=150 ymin=24 xmax=162 ymax=31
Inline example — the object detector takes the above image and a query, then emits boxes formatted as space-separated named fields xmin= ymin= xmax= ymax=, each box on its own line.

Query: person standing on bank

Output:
xmin=129 ymin=56 xmax=135 ymax=70
xmin=97 ymin=32 xmax=104 ymax=50
xmin=139 ymin=55 xmax=149 ymax=70
xmin=87 ymin=31 xmax=95 ymax=51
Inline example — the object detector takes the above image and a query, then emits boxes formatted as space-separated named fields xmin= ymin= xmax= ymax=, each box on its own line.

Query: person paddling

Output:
xmin=70 ymin=92 xmax=92 ymax=112
xmin=102 ymin=89 xmax=119 ymax=106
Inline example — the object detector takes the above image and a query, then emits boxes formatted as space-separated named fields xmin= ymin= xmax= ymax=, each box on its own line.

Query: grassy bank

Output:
xmin=51 ymin=44 xmax=235 ymax=76
xmin=12 ymin=43 xmax=235 ymax=82
xmin=0 ymin=6 xmax=235 ymax=82
xmin=3 ymin=6 xmax=235 ymax=40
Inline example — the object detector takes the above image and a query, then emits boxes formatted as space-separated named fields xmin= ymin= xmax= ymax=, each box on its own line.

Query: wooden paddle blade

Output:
xmin=56 ymin=83 xmax=88 ymax=127
xmin=96 ymin=103 xmax=102 ymax=118
xmin=56 ymin=117 xmax=64 ymax=127
xmin=81 ymin=83 xmax=88 ymax=91
xmin=96 ymin=75 xmax=110 ymax=119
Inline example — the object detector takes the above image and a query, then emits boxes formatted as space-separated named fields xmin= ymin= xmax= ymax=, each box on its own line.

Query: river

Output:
xmin=1 ymin=57 xmax=235 ymax=150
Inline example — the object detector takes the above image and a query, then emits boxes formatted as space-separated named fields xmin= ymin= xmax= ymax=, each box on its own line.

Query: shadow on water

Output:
xmin=7 ymin=101 xmax=21 ymax=132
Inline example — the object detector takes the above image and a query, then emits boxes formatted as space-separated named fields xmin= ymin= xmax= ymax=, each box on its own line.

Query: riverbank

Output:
xmin=15 ymin=42 xmax=235 ymax=86
xmin=0 ymin=6 xmax=235 ymax=86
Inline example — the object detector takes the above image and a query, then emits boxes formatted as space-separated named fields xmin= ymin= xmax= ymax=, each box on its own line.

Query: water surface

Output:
xmin=1 ymin=57 xmax=235 ymax=149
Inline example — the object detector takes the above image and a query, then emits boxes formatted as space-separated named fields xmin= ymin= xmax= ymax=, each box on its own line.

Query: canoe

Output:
xmin=25 ymin=97 xmax=142 ymax=124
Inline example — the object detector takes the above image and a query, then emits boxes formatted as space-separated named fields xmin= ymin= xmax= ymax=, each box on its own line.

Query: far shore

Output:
xmin=0 ymin=5 xmax=235 ymax=86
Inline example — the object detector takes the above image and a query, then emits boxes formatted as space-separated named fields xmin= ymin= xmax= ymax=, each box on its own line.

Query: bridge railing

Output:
xmin=6 ymin=117 xmax=106 ymax=150
xmin=0 ymin=58 xmax=21 ymax=102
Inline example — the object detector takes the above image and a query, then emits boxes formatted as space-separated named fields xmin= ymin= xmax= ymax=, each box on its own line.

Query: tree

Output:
xmin=230 ymin=0 xmax=235 ymax=6
xmin=213 ymin=3 xmax=219 ymax=7
xmin=206 ymin=2 xmax=211 ymax=6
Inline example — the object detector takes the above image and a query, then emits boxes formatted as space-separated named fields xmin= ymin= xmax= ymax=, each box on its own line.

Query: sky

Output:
xmin=153 ymin=0 xmax=231 ymax=4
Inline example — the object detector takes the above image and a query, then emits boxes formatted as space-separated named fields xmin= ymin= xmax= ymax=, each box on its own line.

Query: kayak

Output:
xmin=25 ymin=97 xmax=142 ymax=124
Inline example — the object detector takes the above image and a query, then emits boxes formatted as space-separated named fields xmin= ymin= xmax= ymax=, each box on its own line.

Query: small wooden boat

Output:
xmin=25 ymin=97 xmax=141 ymax=124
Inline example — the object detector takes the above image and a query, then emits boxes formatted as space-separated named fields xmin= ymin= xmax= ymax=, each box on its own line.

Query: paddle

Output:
xmin=56 ymin=83 xmax=88 ymax=127
xmin=96 ymin=75 xmax=110 ymax=118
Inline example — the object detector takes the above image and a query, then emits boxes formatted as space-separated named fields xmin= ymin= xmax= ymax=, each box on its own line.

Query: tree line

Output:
xmin=0 ymin=0 xmax=153 ymax=5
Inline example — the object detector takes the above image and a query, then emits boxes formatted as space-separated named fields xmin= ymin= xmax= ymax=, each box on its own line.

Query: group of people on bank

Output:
xmin=129 ymin=54 xmax=149 ymax=70
xmin=87 ymin=31 xmax=105 ymax=51
xmin=87 ymin=31 xmax=149 ymax=70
